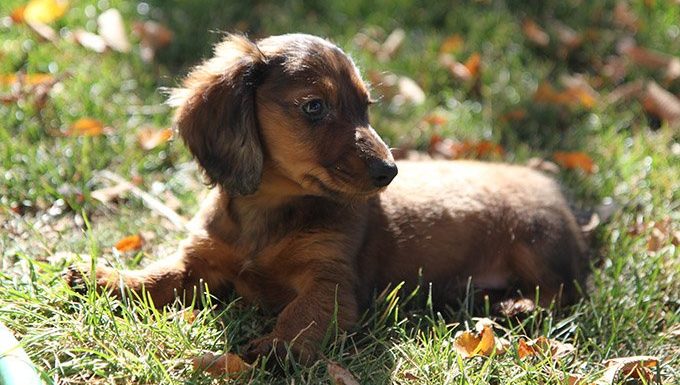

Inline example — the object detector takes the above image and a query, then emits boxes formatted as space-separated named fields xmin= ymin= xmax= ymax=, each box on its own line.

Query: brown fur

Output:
xmin=67 ymin=34 xmax=588 ymax=365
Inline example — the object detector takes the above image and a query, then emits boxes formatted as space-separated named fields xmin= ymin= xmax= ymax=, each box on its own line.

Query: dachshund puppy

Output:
xmin=67 ymin=33 xmax=588 ymax=365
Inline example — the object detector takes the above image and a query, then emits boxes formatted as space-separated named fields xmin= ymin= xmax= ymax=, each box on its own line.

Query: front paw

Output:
xmin=242 ymin=335 xmax=316 ymax=366
xmin=64 ymin=263 xmax=118 ymax=295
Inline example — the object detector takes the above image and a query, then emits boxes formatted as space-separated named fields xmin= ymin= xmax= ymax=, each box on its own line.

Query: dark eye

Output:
xmin=301 ymin=99 xmax=328 ymax=120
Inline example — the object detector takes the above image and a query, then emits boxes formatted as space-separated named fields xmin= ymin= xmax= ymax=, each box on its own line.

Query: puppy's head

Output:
xmin=170 ymin=33 xmax=397 ymax=198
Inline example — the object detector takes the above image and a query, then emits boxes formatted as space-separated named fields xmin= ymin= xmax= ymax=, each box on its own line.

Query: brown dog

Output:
xmin=67 ymin=33 xmax=588 ymax=365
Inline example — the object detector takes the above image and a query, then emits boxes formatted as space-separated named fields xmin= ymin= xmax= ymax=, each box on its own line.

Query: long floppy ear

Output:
xmin=169 ymin=34 xmax=267 ymax=196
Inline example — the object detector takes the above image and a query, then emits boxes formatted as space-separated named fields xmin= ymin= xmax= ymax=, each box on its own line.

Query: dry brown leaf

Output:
xmin=517 ymin=336 xmax=575 ymax=360
xmin=90 ymin=183 xmax=131 ymax=203
xmin=377 ymin=28 xmax=405 ymax=62
xmin=614 ymin=2 xmax=639 ymax=31
xmin=73 ymin=29 xmax=107 ymax=53
xmin=500 ymin=109 xmax=527 ymax=122
xmin=600 ymin=356 xmax=659 ymax=384
xmin=133 ymin=20 xmax=174 ymax=62
xmin=422 ymin=114 xmax=447 ymax=126
xmin=554 ymin=22 xmax=582 ymax=51
xmin=67 ymin=118 xmax=104 ymax=136
xmin=192 ymin=352 xmax=251 ymax=378
xmin=10 ymin=6 xmax=26 ymax=23
xmin=27 ymin=20 xmax=57 ymax=42
xmin=98 ymin=8 xmax=130 ymax=53
xmin=0 ymin=73 xmax=54 ymax=86
xmin=396 ymin=76 xmax=425 ymax=105
xmin=137 ymin=127 xmax=173 ymax=150
xmin=23 ymin=0 xmax=69 ymax=24
xmin=534 ymin=81 xmax=597 ymax=109
xmin=327 ymin=361 xmax=361 ymax=385
xmin=553 ymin=152 xmax=596 ymax=174
xmin=440 ymin=34 xmax=464 ymax=54
xmin=522 ymin=19 xmax=550 ymax=47
xmin=641 ymin=81 xmax=680 ymax=125
xmin=464 ymin=52 xmax=481 ymax=77
xmin=453 ymin=325 xmax=500 ymax=358
xmin=114 ymin=234 xmax=143 ymax=252
xmin=606 ymin=80 xmax=644 ymax=106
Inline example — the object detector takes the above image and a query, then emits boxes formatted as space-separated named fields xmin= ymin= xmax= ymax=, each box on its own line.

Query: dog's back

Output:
xmin=357 ymin=160 xmax=588 ymax=308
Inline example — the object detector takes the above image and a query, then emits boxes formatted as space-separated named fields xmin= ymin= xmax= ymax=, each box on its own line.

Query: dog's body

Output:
xmin=68 ymin=33 xmax=588 ymax=365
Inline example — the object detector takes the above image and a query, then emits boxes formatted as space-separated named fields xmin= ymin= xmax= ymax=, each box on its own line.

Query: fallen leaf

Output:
xmin=534 ymin=81 xmax=597 ymax=109
xmin=553 ymin=152 xmax=596 ymax=174
xmin=114 ymin=234 xmax=143 ymax=252
xmin=0 ymin=73 xmax=54 ymax=86
xmin=396 ymin=76 xmax=425 ymax=105
xmin=97 ymin=8 xmax=130 ymax=53
xmin=90 ymin=183 xmax=131 ymax=203
xmin=605 ymin=80 xmax=644 ymax=106
xmin=641 ymin=81 xmax=680 ymax=125
xmin=647 ymin=218 xmax=672 ymax=252
xmin=613 ymin=2 xmax=639 ymax=31
xmin=193 ymin=352 xmax=251 ymax=378
xmin=23 ymin=0 xmax=69 ymax=24
xmin=440 ymin=34 xmax=464 ymax=54
xmin=137 ymin=127 xmax=173 ymax=150
xmin=67 ymin=118 xmax=104 ymax=136
xmin=26 ymin=20 xmax=57 ymax=42
xmin=10 ymin=6 xmax=26 ymax=23
xmin=377 ymin=28 xmax=405 ymax=62
xmin=500 ymin=109 xmax=527 ymax=122
xmin=522 ymin=19 xmax=550 ymax=47
xmin=423 ymin=114 xmax=447 ymax=126
xmin=430 ymin=137 xmax=504 ymax=160
xmin=327 ymin=361 xmax=361 ymax=385
xmin=464 ymin=52 xmax=481 ymax=77
xmin=600 ymin=356 xmax=659 ymax=384
xmin=73 ymin=29 xmax=107 ymax=53
xmin=453 ymin=324 xmax=501 ymax=358
xmin=517 ymin=336 xmax=575 ymax=360
xmin=133 ymin=20 xmax=174 ymax=62
xmin=554 ymin=22 xmax=582 ymax=51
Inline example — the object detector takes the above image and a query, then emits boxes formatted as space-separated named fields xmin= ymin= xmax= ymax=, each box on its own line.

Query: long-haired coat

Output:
xmin=68 ymin=33 xmax=588 ymax=365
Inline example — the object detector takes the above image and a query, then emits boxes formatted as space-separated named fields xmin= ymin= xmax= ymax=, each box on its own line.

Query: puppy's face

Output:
xmin=170 ymin=34 xmax=397 ymax=198
xmin=255 ymin=35 xmax=397 ymax=198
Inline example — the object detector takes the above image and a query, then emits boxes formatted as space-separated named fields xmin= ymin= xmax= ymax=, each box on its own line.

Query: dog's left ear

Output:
xmin=169 ymin=34 xmax=267 ymax=196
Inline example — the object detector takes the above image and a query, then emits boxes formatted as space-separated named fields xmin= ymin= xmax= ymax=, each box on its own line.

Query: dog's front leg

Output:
xmin=66 ymin=235 xmax=235 ymax=307
xmin=243 ymin=264 xmax=359 ymax=365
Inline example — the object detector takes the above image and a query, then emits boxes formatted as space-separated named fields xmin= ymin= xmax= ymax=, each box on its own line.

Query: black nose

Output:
xmin=367 ymin=159 xmax=398 ymax=187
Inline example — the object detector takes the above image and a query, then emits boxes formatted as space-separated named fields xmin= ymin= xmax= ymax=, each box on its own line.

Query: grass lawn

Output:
xmin=1 ymin=0 xmax=678 ymax=384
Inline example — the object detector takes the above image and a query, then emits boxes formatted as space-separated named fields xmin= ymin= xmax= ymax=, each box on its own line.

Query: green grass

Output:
xmin=1 ymin=0 xmax=679 ymax=384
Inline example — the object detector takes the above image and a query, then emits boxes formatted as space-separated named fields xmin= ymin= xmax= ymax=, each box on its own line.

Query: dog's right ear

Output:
xmin=169 ymin=34 xmax=267 ymax=196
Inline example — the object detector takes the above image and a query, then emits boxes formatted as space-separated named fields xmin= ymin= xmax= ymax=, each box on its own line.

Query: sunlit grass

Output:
xmin=1 ymin=0 xmax=678 ymax=384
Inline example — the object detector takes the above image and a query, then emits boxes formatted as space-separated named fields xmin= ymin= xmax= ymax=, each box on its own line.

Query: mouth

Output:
xmin=303 ymin=172 xmax=382 ymax=200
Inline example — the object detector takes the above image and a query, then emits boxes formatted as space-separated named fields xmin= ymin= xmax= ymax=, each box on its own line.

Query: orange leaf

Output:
xmin=518 ymin=336 xmax=575 ymax=360
xmin=0 ymin=73 xmax=54 ymax=86
xmin=453 ymin=325 xmax=500 ymax=358
xmin=522 ymin=19 xmax=549 ymax=46
xmin=600 ymin=356 xmax=659 ymax=383
xmin=137 ymin=127 xmax=173 ymax=150
xmin=23 ymin=0 xmax=69 ymax=24
xmin=451 ymin=140 xmax=504 ymax=159
xmin=423 ymin=114 xmax=447 ymax=126
xmin=440 ymin=34 xmax=464 ymax=54
xmin=500 ymin=109 xmax=527 ymax=122
xmin=192 ymin=352 xmax=250 ymax=378
xmin=553 ymin=152 xmax=595 ymax=174
xmin=67 ymin=118 xmax=104 ymax=136
xmin=114 ymin=234 xmax=143 ymax=252
xmin=10 ymin=6 xmax=26 ymax=23
xmin=464 ymin=52 xmax=481 ymax=77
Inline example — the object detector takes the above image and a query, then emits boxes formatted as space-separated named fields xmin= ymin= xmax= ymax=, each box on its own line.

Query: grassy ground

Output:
xmin=1 ymin=0 xmax=679 ymax=384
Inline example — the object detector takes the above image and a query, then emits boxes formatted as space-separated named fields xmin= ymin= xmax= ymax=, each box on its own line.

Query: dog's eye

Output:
xmin=301 ymin=99 xmax=328 ymax=120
